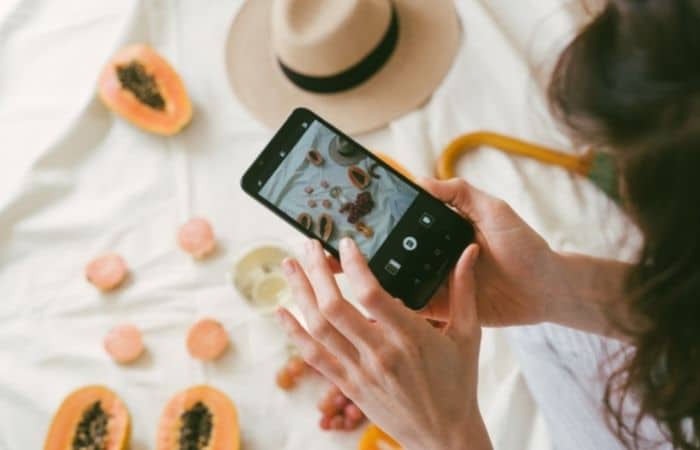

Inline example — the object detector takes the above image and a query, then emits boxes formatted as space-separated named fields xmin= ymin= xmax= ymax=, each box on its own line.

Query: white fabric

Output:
xmin=0 ymin=0 xmax=649 ymax=449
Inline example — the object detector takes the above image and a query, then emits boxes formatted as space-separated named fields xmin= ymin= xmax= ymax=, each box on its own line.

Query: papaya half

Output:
xmin=98 ymin=44 xmax=192 ymax=135
xmin=44 ymin=385 xmax=130 ymax=450
xmin=157 ymin=385 xmax=239 ymax=450
xmin=358 ymin=424 xmax=402 ymax=450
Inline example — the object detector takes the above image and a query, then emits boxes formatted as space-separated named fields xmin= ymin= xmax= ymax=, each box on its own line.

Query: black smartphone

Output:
xmin=241 ymin=108 xmax=474 ymax=310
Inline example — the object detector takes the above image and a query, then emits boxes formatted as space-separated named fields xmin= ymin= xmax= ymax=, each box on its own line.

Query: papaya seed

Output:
xmin=116 ymin=61 xmax=166 ymax=111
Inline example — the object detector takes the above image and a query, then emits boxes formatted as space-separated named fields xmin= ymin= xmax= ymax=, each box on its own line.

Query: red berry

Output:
xmin=320 ymin=415 xmax=332 ymax=430
xmin=318 ymin=395 xmax=337 ymax=416
xmin=333 ymin=393 xmax=350 ymax=410
xmin=329 ymin=415 xmax=344 ymax=430
xmin=327 ymin=385 xmax=343 ymax=398
xmin=344 ymin=403 xmax=364 ymax=421
xmin=343 ymin=415 xmax=359 ymax=430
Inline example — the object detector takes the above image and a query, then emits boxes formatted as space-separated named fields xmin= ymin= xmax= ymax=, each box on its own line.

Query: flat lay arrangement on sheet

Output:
xmin=0 ymin=0 xmax=642 ymax=449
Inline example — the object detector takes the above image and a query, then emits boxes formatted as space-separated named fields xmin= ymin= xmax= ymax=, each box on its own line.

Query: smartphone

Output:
xmin=241 ymin=108 xmax=474 ymax=310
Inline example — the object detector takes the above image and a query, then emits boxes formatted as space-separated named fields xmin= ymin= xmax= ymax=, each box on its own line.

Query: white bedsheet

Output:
xmin=0 ymin=1 xmax=637 ymax=449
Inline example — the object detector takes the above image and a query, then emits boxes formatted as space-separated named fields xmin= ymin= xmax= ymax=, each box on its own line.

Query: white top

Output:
xmin=507 ymin=325 xmax=668 ymax=450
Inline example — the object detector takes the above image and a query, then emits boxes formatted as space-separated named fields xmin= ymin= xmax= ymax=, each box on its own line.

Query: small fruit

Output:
xmin=339 ymin=191 xmax=374 ymax=224
xmin=275 ymin=368 xmax=296 ymax=390
xmin=178 ymin=218 xmax=216 ymax=259
xmin=320 ymin=180 xmax=330 ymax=188
xmin=286 ymin=356 xmax=306 ymax=378
xmin=355 ymin=222 xmax=374 ymax=238
xmin=318 ymin=395 xmax=337 ymax=416
xmin=317 ymin=214 xmax=334 ymax=241
xmin=157 ymin=385 xmax=239 ymax=450
xmin=330 ymin=415 xmax=344 ymax=430
xmin=304 ymin=186 xmax=314 ymax=194
xmin=98 ymin=44 xmax=192 ymax=135
xmin=322 ymin=199 xmax=332 ymax=209
xmin=320 ymin=415 xmax=332 ymax=430
xmin=85 ymin=253 xmax=128 ymax=292
xmin=307 ymin=149 xmax=325 ymax=166
xmin=318 ymin=385 xmax=366 ymax=432
xmin=104 ymin=324 xmax=144 ymax=364
xmin=348 ymin=165 xmax=370 ymax=189
xmin=44 ymin=385 xmax=130 ymax=450
xmin=297 ymin=213 xmax=313 ymax=231
xmin=186 ymin=318 xmax=229 ymax=361
xmin=344 ymin=403 xmax=363 ymax=422
xmin=308 ymin=199 xmax=317 ymax=208
xmin=275 ymin=355 xmax=310 ymax=391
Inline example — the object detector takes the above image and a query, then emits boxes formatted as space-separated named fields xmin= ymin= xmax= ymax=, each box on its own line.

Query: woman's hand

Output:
xmin=276 ymin=238 xmax=492 ymax=450
xmin=418 ymin=177 xmax=563 ymax=326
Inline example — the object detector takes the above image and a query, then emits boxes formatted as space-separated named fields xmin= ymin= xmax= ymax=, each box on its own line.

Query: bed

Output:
xmin=0 ymin=0 xmax=637 ymax=448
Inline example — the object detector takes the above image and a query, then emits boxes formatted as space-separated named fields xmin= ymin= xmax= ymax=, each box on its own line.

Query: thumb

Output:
xmin=446 ymin=243 xmax=480 ymax=341
xmin=416 ymin=177 xmax=486 ymax=221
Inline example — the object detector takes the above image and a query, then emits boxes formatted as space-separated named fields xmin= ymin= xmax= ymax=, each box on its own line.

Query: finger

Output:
xmin=303 ymin=240 xmax=378 ymax=347
xmin=283 ymin=257 xmax=359 ymax=363
xmin=326 ymin=255 xmax=342 ymax=274
xmin=418 ymin=283 xmax=450 ymax=321
xmin=339 ymin=237 xmax=417 ymax=333
xmin=276 ymin=308 xmax=346 ymax=383
xmin=416 ymin=177 xmax=489 ymax=221
xmin=446 ymin=243 xmax=481 ymax=341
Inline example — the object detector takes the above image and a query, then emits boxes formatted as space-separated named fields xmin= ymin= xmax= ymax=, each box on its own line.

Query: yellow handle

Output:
xmin=436 ymin=131 xmax=592 ymax=180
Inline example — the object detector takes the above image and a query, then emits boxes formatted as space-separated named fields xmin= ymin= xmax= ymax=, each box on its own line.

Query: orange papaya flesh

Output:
xmin=44 ymin=385 xmax=130 ymax=450
xmin=98 ymin=44 xmax=192 ymax=136
xmin=358 ymin=424 xmax=402 ymax=450
xmin=157 ymin=385 xmax=240 ymax=450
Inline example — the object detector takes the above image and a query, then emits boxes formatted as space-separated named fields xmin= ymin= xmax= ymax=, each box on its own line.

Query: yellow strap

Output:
xmin=436 ymin=131 xmax=592 ymax=180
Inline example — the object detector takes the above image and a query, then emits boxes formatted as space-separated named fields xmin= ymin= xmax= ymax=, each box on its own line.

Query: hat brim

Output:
xmin=225 ymin=0 xmax=462 ymax=134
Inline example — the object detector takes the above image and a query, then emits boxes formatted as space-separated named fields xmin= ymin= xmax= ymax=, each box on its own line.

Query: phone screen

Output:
xmin=259 ymin=119 xmax=418 ymax=259
xmin=242 ymin=108 xmax=473 ymax=310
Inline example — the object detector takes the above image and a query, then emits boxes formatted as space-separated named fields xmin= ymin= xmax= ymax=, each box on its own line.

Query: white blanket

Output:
xmin=0 ymin=0 xmax=638 ymax=449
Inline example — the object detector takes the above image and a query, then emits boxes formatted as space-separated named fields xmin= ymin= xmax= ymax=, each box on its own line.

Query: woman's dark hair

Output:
xmin=548 ymin=0 xmax=700 ymax=449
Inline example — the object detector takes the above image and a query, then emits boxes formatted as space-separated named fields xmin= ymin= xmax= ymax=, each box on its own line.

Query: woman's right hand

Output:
xmin=418 ymin=177 xmax=565 ymax=327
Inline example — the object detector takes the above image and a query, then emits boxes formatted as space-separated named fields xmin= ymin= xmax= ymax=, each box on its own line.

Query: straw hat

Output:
xmin=226 ymin=0 xmax=461 ymax=134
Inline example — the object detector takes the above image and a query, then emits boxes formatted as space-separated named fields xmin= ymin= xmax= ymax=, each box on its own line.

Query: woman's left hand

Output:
xmin=276 ymin=237 xmax=492 ymax=450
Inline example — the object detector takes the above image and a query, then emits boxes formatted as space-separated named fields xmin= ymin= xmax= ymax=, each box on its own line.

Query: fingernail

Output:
xmin=282 ymin=258 xmax=295 ymax=275
xmin=340 ymin=237 xmax=353 ymax=252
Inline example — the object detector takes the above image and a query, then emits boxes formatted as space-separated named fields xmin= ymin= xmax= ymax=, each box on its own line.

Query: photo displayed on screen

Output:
xmin=259 ymin=120 xmax=418 ymax=258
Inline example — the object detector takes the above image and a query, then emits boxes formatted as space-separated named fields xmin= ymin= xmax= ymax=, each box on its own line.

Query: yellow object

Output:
xmin=436 ymin=131 xmax=593 ymax=180
xmin=358 ymin=424 xmax=402 ymax=450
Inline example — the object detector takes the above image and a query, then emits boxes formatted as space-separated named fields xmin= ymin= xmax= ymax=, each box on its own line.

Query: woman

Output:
xmin=275 ymin=1 xmax=700 ymax=449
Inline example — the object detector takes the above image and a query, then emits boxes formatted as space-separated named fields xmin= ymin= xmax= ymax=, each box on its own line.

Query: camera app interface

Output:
xmin=259 ymin=120 xmax=418 ymax=258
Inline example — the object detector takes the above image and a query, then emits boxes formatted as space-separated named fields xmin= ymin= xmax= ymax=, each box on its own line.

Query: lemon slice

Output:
xmin=230 ymin=244 xmax=292 ymax=313
xmin=252 ymin=273 xmax=290 ymax=310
